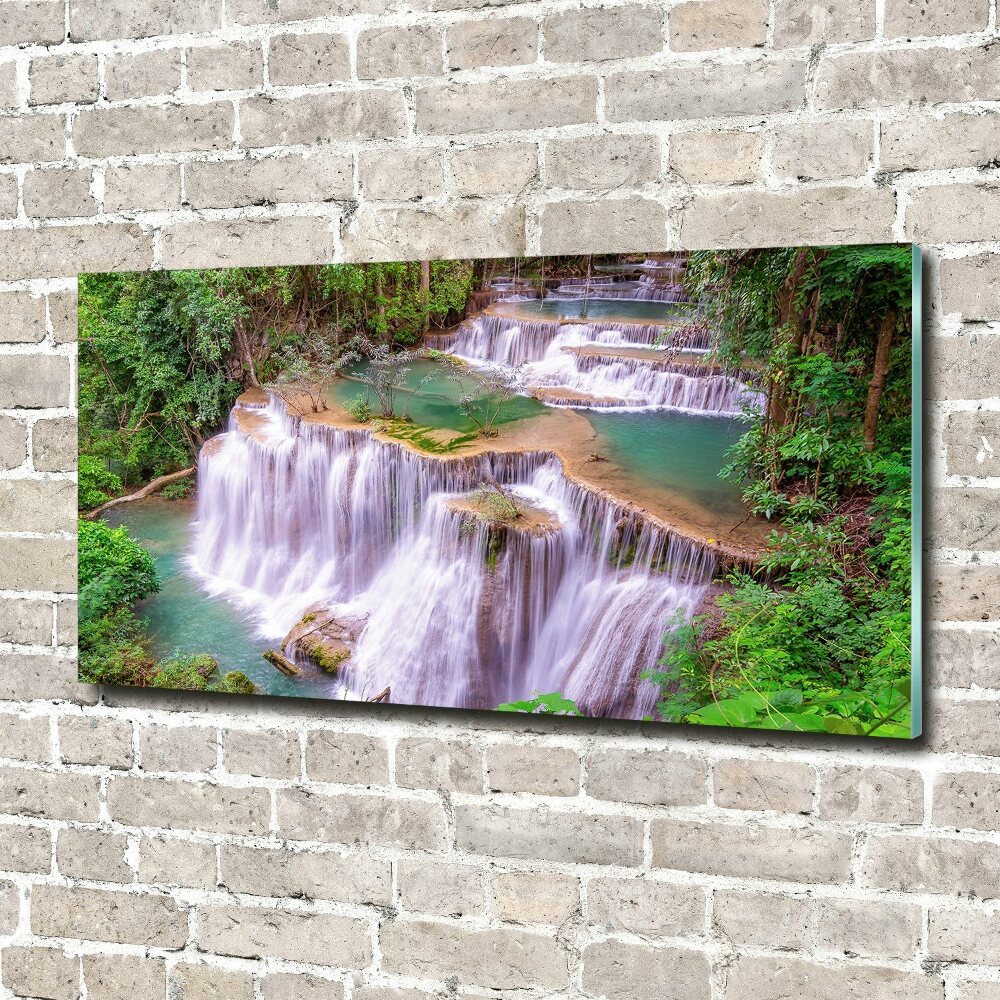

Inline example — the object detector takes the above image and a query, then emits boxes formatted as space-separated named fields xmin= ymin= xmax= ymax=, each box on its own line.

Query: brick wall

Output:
xmin=0 ymin=0 xmax=997 ymax=996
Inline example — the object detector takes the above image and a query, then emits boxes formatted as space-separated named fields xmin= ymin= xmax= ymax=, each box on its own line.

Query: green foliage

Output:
xmin=345 ymin=393 xmax=372 ymax=422
xmin=78 ymin=455 xmax=122 ymax=511
xmin=78 ymin=519 xmax=159 ymax=621
xmin=442 ymin=359 xmax=523 ymax=438
xmin=646 ymin=246 xmax=914 ymax=739
xmin=497 ymin=691 xmax=584 ymax=716
xmin=161 ymin=479 xmax=193 ymax=500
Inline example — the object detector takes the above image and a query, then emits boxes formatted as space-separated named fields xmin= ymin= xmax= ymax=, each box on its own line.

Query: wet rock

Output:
xmin=281 ymin=603 xmax=367 ymax=674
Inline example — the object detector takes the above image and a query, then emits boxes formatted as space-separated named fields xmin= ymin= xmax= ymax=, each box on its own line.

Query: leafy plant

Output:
xmin=345 ymin=393 xmax=372 ymax=422
xmin=497 ymin=691 xmax=584 ymax=716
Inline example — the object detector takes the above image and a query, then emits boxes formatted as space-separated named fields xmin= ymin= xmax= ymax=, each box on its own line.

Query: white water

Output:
xmin=429 ymin=315 xmax=760 ymax=415
xmin=192 ymin=397 xmax=716 ymax=718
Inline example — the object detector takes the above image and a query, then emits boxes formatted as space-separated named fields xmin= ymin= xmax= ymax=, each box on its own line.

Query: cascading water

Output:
xmin=428 ymin=314 xmax=760 ymax=415
xmin=192 ymin=396 xmax=716 ymax=719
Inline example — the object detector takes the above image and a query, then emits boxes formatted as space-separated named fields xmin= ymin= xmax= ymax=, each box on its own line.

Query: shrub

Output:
xmin=345 ymin=393 xmax=372 ymax=422
xmin=78 ymin=454 xmax=122 ymax=511
xmin=78 ymin=519 xmax=159 ymax=621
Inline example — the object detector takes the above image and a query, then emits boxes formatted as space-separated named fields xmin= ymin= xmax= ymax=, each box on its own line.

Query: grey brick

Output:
xmin=261 ymin=973 xmax=344 ymax=1000
xmin=819 ymin=765 xmax=923 ymax=824
xmin=0 ymin=1 xmax=65 ymax=46
xmin=241 ymin=91 xmax=407 ymax=146
xmin=220 ymin=844 xmax=391 ymax=904
xmin=939 ymin=254 xmax=1000 ymax=321
xmin=56 ymin=829 xmax=131 ymax=884
xmin=229 ymin=0 xmax=392 ymax=22
xmin=0 ymin=768 xmax=98 ymax=822
xmin=304 ymin=730 xmax=390 ymax=785
xmin=25 ymin=167 xmax=96 ymax=219
xmin=713 ymin=889 xmax=812 ymax=949
xmin=269 ymin=32 xmax=350 ymax=86
xmin=932 ymin=697 xmax=1000 ymax=758
xmin=0 ymin=600 xmax=53 ymax=647
xmin=106 ymin=776 xmax=271 ymax=835
xmin=197 ymin=905 xmax=371 ymax=967
xmin=928 ymin=905 xmax=1000 ymax=965
xmin=447 ymin=17 xmax=537 ymax=70
xmin=358 ymin=25 xmax=443 ymax=79
xmin=486 ymin=744 xmax=580 ymax=795
xmin=0 ymin=417 xmax=28 ymax=471
xmin=398 ymin=859 xmax=484 ymax=917
xmin=185 ymin=153 xmax=352 ymax=209
xmin=277 ymin=788 xmax=446 ymax=849
xmin=359 ymin=148 xmax=445 ymax=201
xmin=816 ymin=45 xmax=1000 ymax=111
xmin=546 ymin=134 xmax=661 ymax=190
xmin=0 ymin=653 xmax=94 ymax=704
xmin=73 ymin=104 xmax=235 ymax=157
xmin=1 ymin=946 xmax=79 ymax=1000
xmin=104 ymin=163 xmax=182 ymax=213
xmin=140 ymin=723 xmax=217 ymax=774
xmin=396 ymin=737 xmax=483 ymax=791
xmin=670 ymin=131 xmax=764 ymax=184
xmin=0 ymin=291 xmax=46 ymax=344
xmin=138 ymin=835 xmax=217 ymax=889
xmin=670 ymin=0 xmax=767 ymax=51
xmin=187 ymin=42 xmax=263 ymax=91
xmin=589 ymin=877 xmax=705 ymax=936
xmin=31 ymin=885 xmax=188 ymax=948
xmin=69 ymin=0 xmax=222 ymax=40
xmin=586 ymin=749 xmax=706 ymax=806
xmin=680 ymin=186 xmax=896 ymax=248
xmin=455 ymin=803 xmax=643 ymax=865
xmin=381 ymin=920 xmax=567 ymax=990
xmin=714 ymin=758 xmax=815 ymax=813
xmin=0 ymin=823 xmax=52 ymax=873
xmin=0 ymin=538 xmax=75 ymax=589
xmin=59 ymin=715 xmax=133 ymax=769
xmin=544 ymin=6 xmax=663 ymax=62
xmin=159 ymin=216 xmax=333 ymax=270
xmin=933 ymin=771 xmax=1000 ymax=832
xmin=223 ymin=727 xmax=300 ymax=779
xmin=652 ymin=820 xmax=853 ymax=883
xmin=771 ymin=120 xmax=874 ymax=181
xmin=930 ymin=565 xmax=1000 ymax=622
xmin=725 ymin=955 xmax=943 ymax=1000
xmin=928 ymin=628 xmax=999 ymax=689
xmin=582 ymin=939 xmax=711 ymax=1000
xmin=491 ymin=871 xmax=579 ymax=924
xmin=540 ymin=198 xmax=667 ymax=255
xmin=816 ymin=897 xmax=921 ymax=960
xmin=32 ymin=418 xmax=78 ymax=473
xmin=774 ymin=0 xmax=875 ymax=46
xmin=450 ymin=143 xmax=537 ymax=197
xmin=170 ymin=963 xmax=255 ymax=1000
xmin=0 ymin=114 xmax=66 ymax=165
xmin=606 ymin=58 xmax=806 ymax=122
xmin=0 ymin=479 xmax=75 ymax=533
xmin=882 ymin=115 xmax=1000 ymax=174
xmin=885 ymin=0 xmax=989 ymax=38
xmin=104 ymin=49 xmax=181 ymax=100
xmin=907 ymin=184 xmax=1000 ymax=244
xmin=863 ymin=833 xmax=1000 ymax=898
xmin=416 ymin=76 xmax=597 ymax=135
xmin=29 ymin=53 xmax=98 ymax=106
xmin=0 ymin=223 xmax=153 ymax=281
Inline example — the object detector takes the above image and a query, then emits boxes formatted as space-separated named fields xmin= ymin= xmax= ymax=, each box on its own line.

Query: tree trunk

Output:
xmin=263 ymin=649 xmax=300 ymax=676
xmin=420 ymin=260 xmax=431 ymax=334
xmin=863 ymin=306 xmax=897 ymax=451
xmin=85 ymin=467 xmax=195 ymax=519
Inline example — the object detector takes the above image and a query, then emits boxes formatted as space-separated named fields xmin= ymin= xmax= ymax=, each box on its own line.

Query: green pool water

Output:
xmin=585 ymin=410 xmax=748 ymax=520
xmin=104 ymin=500 xmax=306 ymax=697
xmin=328 ymin=358 xmax=547 ymax=433
xmin=506 ymin=298 xmax=692 ymax=323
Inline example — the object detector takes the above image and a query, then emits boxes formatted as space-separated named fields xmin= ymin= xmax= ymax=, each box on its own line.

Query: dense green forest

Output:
xmin=642 ymin=246 xmax=914 ymax=736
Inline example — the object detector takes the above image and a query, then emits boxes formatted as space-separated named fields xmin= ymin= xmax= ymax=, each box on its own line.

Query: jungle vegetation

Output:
xmin=643 ymin=245 xmax=914 ymax=737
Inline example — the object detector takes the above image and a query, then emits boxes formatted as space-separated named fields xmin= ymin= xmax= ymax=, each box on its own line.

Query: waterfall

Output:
xmin=427 ymin=314 xmax=672 ymax=365
xmin=192 ymin=396 xmax=716 ymax=719
xmin=428 ymin=315 xmax=759 ymax=415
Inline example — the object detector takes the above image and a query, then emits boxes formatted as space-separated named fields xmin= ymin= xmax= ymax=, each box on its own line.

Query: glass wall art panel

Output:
xmin=78 ymin=246 xmax=921 ymax=736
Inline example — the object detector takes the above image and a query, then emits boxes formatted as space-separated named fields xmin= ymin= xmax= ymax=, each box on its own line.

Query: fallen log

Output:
xmin=263 ymin=649 xmax=300 ymax=676
xmin=368 ymin=686 xmax=391 ymax=703
xmin=85 ymin=467 xmax=195 ymax=519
